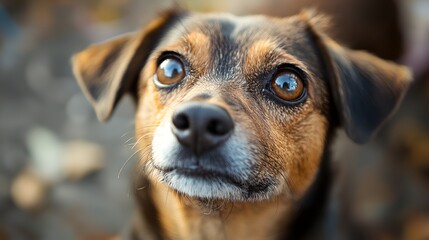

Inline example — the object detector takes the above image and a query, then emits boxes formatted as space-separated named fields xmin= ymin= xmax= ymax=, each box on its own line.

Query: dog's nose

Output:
xmin=171 ymin=102 xmax=234 ymax=155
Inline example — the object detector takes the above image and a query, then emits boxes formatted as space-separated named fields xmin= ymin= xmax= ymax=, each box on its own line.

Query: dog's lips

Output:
xmin=154 ymin=164 xmax=244 ymax=187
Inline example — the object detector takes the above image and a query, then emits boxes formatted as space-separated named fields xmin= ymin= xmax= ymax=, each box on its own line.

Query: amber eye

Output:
xmin=270 ymin=70 xmax=305 ymax=102
xmin=155 ymin=57 xmax=185 ymax=86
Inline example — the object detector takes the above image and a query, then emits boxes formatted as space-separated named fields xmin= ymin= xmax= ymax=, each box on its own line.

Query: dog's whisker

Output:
xmin=139 ymin=146 xmax=154 ymax=161
xmin=136 ymin=178 xmax=150 ymax=192
xmin=117 ymin=148 xmax=144 ymax=179
xmin=132 ymin=133 xmax=154 ymax=148
xmin=130 ymin=136 xmax=144 ymax=150
xmin=120 ymin=131 xmax=131 ymax=139
xmin=123 ymin=136 xmax=136 ymax=145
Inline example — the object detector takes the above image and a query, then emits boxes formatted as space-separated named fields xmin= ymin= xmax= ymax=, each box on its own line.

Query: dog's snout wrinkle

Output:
xmin=171 ymin=101 xmax=234 ymax=155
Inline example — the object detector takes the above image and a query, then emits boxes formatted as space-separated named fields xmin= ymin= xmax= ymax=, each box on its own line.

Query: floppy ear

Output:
xmin=72 ymin=9 xmax=184 ymax=122
xmin=305 ymin=15 xmax=412 ymax=143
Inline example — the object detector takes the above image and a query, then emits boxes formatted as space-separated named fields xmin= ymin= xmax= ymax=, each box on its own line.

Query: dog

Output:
xmin=71 ymin=8 xmax=411 ymax=240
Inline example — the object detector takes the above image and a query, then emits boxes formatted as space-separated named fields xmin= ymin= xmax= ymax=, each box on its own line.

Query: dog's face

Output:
xmin=72 ymin=10 xmax=411 ymax=202
xmin=138 ymin=13 xmax=333 ymax=201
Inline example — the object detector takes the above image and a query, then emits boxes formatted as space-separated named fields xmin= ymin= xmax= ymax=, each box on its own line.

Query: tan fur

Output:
xmin=150 ymin=183 xmax=292 ymax=240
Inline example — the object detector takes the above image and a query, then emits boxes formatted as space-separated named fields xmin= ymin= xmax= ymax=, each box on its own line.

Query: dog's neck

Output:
xmin=147 ymin=183 xmax=294 ymax=240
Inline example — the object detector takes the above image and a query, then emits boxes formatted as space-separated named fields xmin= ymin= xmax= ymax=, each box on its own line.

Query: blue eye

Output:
xmin=271 ymin=70 xmax=304 ymax=101
xmin=155 ymin=57 xmax=185 ymax=86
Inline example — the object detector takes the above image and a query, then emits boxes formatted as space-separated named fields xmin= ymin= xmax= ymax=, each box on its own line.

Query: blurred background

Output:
xmin=0 ymin=0 xmax=428 ymax=239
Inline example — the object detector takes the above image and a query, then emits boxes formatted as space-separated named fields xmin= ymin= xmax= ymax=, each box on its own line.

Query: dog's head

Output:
xmin=72 ymin=10 xmax=411 ymax=202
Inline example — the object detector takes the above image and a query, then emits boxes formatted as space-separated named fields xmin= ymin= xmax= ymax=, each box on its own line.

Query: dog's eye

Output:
xmin=155 ymin=57 xmax=185 ymax=86
xmin=271 ymin=70 xmax=304 ymax=101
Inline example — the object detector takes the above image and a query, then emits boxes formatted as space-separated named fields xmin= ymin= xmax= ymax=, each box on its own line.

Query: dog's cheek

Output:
xmin=270 ymin=113 xmax=328 ymax=198
xmin=291 ymin=113 xmax=328 ymax=197
xmin=135 ymin=85 xmax=165 ymax=165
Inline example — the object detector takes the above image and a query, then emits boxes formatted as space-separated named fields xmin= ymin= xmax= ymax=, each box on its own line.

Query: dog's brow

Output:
xmin=243 ymin=39 xmax=281 ymax=77
xmin=181 ymin=31 xmax=211 ymax=51
xmin=246 ymin=40 xmax=279 ymax=62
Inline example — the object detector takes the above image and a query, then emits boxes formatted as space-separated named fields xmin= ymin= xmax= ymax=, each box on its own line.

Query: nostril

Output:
xmin=173 ymin=113 xmax=189 ymax=130
xmin=171 ymin=102 xmax=234 ymax=154
xmin=207 ymin=119 xmax=230 ymax=136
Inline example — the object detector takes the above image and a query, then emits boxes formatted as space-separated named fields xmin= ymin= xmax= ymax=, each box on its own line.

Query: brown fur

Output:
xmin=72 ymin=8 xmax=411 ymax=240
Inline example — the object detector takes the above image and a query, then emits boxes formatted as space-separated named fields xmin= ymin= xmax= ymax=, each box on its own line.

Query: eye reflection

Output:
xmin=155 ymin=57 xmax=185 ymax=86
xmin=271 ymin=70 xmax=304 ymax=101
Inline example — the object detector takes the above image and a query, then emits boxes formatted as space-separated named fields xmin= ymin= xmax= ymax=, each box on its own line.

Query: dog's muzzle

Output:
xmin=150 ymin=101 xmax=277 ymax=200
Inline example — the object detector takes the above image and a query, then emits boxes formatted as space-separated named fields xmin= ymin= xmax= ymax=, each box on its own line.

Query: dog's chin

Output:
xmin=152 ymin=165 xmax=279 ymax=201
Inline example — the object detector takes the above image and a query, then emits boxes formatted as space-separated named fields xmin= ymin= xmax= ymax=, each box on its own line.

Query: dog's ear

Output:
xmin=304 ymin=13 xmax=412 ymax=143
xmin=72 ymin=9 xmax=184 ymax=122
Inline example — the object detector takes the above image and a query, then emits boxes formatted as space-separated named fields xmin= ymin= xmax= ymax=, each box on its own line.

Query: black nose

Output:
xmin=171 ymin=102 xmax=234 ymax=155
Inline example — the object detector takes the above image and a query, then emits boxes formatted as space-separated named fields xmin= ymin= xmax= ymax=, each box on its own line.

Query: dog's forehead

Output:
xmin=155 ymin=13 xmax=318 ymax=80
xmin=163 ymin=13 xmax=311 ymax=50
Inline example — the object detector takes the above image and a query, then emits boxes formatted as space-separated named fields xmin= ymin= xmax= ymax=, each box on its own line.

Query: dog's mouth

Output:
xmin=154 ymin=164 xmax=244 ymax=186
xmin=151 ymin=162 xmax=276 ymax=201
xmin=149 ymin=120 xmax=281 ymax=201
